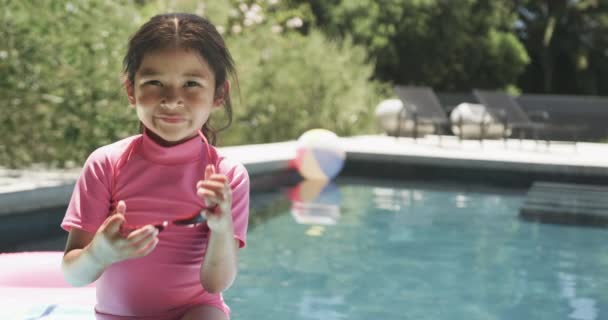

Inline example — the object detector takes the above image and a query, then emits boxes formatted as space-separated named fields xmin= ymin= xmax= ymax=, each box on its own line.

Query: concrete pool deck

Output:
xmin=1 ymin=134 xmax=607 ymax=216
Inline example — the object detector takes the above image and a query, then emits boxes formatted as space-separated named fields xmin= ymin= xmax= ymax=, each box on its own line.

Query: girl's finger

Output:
xmin=197 ymin=188 xmax=215 ymax=198
xmin=126 ymin=225 xmax=157 ymax=243
xmin=130 ymin=230 xmax=157 ymax=248
xmin=199 ymin=186 xmax=227 ymax=201
xmin=200 ymin=180 xmax=226 ymax=190
xmin=196 ymin=174 xmax=226 ymax=190
xmin=198 ymin=187 xmax=224 ymax=200
xmin=104 ymin=214 xmax=126 ymax=236
xmin=128 ymin=235 xmax=158 ymax=256
xmin=204 ymin=164 xmax=215 ymax=180
xmin=115 ymin=200 xmax=127 ymax=215
xmin=198 ymin=192 xmax=224 ymax=206
xmin=134 ymin=237 xmax=159 ymax=258
xmin=197 ymin=191 xmax=217 ymax=207
xmin=209 ymin=174 xmax=228 ymax=183
xmin=213 ymin=176 xmax=230 ymax=191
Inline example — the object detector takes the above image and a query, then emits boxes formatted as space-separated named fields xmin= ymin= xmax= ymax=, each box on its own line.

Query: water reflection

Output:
xmin=454 ymin=193 xmax=469 ymax=208
xmin=297 ymin=293 xmax=346 ymax=320
xmin=288 ymin=180 xmax=341 ymax=226
xmin=371 ymin=187 xmax=402 ymax=211
xmin=558 ymin=272 xmax=598 ymax=320
xmin=557 ymin=247 xmax=599 ymax=320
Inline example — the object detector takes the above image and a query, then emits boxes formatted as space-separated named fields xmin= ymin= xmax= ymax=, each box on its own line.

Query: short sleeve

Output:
xmin=227 ymin=162 xmax=250 ymax=248
xmin=61 ymin=148 xmax=114 ymax=234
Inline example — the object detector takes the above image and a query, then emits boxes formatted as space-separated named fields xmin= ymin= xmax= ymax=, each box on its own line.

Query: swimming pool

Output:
xmin=226 ymin=177 xmax=608 ymax=320
xmin=4 ymin=177 xmax=608 ymax=319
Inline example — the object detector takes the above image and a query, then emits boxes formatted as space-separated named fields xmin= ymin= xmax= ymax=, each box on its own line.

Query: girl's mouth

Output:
xmin=157 ymin=116 xmax=186 ymax=123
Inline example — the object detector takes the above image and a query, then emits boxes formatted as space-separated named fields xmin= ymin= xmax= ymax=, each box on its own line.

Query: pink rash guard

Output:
xmin=61 ymin=131 xmax=250 ymax=319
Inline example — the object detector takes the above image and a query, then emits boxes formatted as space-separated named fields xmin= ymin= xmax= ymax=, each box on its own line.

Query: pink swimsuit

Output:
xmin=61 ymin=132 xmax=250 ymax=319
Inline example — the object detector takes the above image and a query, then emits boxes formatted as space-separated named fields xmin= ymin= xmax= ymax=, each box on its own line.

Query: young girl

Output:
xmin=60 ymin=13 xmax=249 ymax=320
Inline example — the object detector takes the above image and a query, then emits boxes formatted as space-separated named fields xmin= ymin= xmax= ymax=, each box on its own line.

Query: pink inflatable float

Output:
xmin=0 ymin=251 xmax=96 ymax=318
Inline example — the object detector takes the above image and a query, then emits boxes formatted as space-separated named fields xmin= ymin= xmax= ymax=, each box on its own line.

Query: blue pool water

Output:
xmin=5 ymin=177 xmax=608 ymax=319
xmin=225 ymin=178 xmax=608 ymax=320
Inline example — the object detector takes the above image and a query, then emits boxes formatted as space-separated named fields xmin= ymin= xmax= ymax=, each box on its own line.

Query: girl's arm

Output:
xmin=200 ymin=223 xmax=240 ymax=293
xmin=62 ymin=201 xmax=159 ymax=286
xmin=197 ymin=165 xmax=240 ymax=293
xmin=62 ymin=227 xmax=106 ymax=286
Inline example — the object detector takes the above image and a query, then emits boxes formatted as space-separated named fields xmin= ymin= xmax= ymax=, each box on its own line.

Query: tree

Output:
xmin=301 ymin=0 xmax=530 ymax=91
xmin=515 ymin=0 xmax=608 ymax=94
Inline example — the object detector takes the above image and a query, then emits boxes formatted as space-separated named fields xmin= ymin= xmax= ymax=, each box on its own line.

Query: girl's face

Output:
xmin=126 ymin=48 xmax=227 ymax=146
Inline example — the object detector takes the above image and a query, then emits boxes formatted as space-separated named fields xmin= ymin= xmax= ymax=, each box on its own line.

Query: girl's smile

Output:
xmin=156 ymin=114 xmax=188 ymax=124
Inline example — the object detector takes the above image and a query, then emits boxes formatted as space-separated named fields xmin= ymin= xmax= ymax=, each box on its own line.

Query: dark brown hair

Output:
xmin=123 ymin=13 xmax=237 ymax=145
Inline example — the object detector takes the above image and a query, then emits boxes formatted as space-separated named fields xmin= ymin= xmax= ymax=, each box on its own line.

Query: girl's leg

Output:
xmin=180 ymin=305 xmax=229 ymax=320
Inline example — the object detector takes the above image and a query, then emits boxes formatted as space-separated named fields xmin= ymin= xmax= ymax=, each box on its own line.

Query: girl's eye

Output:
xmin=145 ymin=80 xmax=162 ymax=86
xmin=185 ymin=81 xmax=201 ymax=88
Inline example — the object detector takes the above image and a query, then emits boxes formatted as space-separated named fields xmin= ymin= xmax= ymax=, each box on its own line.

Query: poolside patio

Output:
xmin=2 ymin=134 xmax=607 ymax=217
xmin=342 ymin=135 xmax=608 ymax=177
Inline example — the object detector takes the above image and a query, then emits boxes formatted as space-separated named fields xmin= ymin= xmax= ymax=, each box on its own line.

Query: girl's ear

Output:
xmin=213 ymin=80 xmax=231 ymax=108
xmin=125 ymin=79 xmax=136 ymax=106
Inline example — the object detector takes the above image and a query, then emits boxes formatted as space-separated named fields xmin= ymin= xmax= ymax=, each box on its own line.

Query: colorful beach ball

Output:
xmin=295 ymin=129 xmax=346 ymax=181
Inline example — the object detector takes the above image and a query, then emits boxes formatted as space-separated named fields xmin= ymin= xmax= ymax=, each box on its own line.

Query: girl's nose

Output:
xmin=161 ymin=87 xmax=183 ymax=108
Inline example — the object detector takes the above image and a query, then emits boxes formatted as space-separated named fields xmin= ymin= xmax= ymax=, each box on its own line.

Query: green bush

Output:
xmin=1 ymin=0 xmax=142 ymax=168
xmin=222 ymin=27 xmax=385 ymax=145
xmin=1 ymin=0 xmax=386 ymax=168
xmin=206 ymin=0 xmax=387 ymax=145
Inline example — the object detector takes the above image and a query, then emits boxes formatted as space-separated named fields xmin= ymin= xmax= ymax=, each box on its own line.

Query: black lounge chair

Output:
xmin=394 ymin=86 xmax=498 ymax=142
xmin=393 ymin=86 xmax=450 ymax=140
xmin=473 ymin=89 xmax=582 ymax=145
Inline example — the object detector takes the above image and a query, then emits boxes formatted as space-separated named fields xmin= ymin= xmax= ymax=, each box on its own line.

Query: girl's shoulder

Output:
xmin=84 ymin=134 xmax=142 ymax=168
xmin=214 ymin=148 xmax=249 ymax=182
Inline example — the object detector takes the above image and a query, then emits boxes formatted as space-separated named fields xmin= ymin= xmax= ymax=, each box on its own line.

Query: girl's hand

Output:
xmin=196 ymin=165 xmax=233 ymax=233
xmin=88 ymin=200 xmax=159 ymax=267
